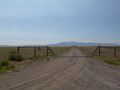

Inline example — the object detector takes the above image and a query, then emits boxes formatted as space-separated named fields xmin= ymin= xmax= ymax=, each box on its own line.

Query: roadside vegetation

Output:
xmin=0 ymin=58 xmax=17 ymax=74
xmin=79 ymin=46 xmax=120 ymax=66
xmin=0 ymin=50 xmax=22 ymax=74
xmin=0 ymin=47 xmax=71 ymax=74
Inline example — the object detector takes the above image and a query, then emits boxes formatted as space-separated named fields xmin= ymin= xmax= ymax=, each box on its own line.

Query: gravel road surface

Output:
xmin=0 ymin=47 xmax=120 ymax=90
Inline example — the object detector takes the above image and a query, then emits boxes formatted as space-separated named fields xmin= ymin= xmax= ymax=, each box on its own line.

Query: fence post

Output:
xmin=47 ymin=46 xmax=48 ymax=57
xmin=114 ymin=47 xmax=116 ymax=57
xmin=17 ymin=47 xmax=19 ymax=53
xmin=99 ymin=45 xmax=101 ymax=56
xmin=34 ymin=47 xmax=36 ymax=58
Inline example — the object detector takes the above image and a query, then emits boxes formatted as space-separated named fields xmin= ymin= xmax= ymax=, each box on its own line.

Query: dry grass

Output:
xmin=50 ymin=46 xmax=71 ymax=56
xmin=0 ymin=47 xmax=16 ymax=59
xmin=79 ymin=46 xmax=120 ymax=65
xmin=0 ymin=46 xmax=71 ymax=59
xmin=0 ymin=46 xmax=71 ymax=74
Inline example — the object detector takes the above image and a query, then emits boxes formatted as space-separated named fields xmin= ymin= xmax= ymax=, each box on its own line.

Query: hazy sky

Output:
xmin=0 ymin=0 xmax=120 ymax=45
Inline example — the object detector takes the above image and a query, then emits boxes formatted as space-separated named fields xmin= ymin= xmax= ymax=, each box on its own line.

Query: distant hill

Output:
xmin=0 ymin=45 xmax=12 ymax=47
xmin=48 ymin=41 xmax=120 ymax=46
xmin=0 ymin=41 xmax=120 ymax=47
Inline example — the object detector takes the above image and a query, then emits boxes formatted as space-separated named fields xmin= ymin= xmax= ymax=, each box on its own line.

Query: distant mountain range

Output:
xmin=0 ymin=41 xmax=120 ymax=47
xmin=0 ymin=45 xmax=12 ymax=47
xmin=47 ymin=41 xmax=120 ymax=46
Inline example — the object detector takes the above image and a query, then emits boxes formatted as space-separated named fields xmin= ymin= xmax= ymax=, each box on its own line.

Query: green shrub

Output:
xmin=14 ymin=54 xmax=23 ymax=61
xmin=8 ymin=50 xmax=16 ymax=60
xmin=104 ymin=59 xmax=119 ymax=65
xmin=0 ymin=58 xmax=9 ymax=66
xmin=0 ymin=66 xmax=2 ymax=69
xmin=6 ymin=64 xmax=15 ymax=69
xmin=8 ymin=50 xmax=23 ymax=61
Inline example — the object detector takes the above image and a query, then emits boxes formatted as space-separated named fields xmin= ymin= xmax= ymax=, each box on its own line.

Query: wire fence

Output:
xmin=0 ymin=46 xmax=56 ymax=60
xmin=92 ymin=46 xmax=120 ymax=57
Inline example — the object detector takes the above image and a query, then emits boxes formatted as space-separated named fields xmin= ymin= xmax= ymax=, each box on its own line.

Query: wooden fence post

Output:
xmin=114 ymin=47 xmax=116 ymax=57
xmin=17 ymin=47 xmax=19 ymax=53
xmin=47 ymin=46 xmax=48 ymax=57
xmin=34 ymin=47 xmax=36 ymax=58
xmin=99 ymin=45 xmax=101 ymax=56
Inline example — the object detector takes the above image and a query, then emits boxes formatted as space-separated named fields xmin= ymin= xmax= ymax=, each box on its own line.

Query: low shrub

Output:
xmin=0 ymin=58 xmax=9 ymax=66
xmin=6 ymin=64 xmax=15 ymax=69
xmin=0 ymin=66 xmax=2 ymax=69
xmin=8 ymin=50 xmax=23 ymax=61
xmin=13 ymin=54 xmax=23 ymax=61
xmin=103 ymin=58 xmax=120 ymax=65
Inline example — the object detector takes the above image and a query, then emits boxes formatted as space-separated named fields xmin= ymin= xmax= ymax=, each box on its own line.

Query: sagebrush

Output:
xmin=8 ymin=50 xmax=23 ymax=61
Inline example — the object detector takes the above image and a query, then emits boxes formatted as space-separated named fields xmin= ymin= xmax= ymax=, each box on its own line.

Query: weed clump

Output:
xmin=8 ymin=50 xmax=23 ymax=61
xmin=0 ymin=58 xmax=9 ymax=66
xmin=47 ymin=58 xmax=49 ymax=60
xmin=6 ymin=64 xmax=15 ymax=69
xmin=0 ymin=58 xmax=17 ymax=74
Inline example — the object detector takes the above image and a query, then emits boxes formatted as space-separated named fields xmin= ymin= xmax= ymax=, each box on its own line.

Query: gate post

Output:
xmin=114 ymin=47 xmax=116 ymax=57
xmin=98 ymin=45 xmax=101 ymax=56
xmin=34 ymin=47 xmax=36 ymax=58
xmin=47 ymin=46 xmax=48 ymax=57
xmin=17 ymin=47 xmax=19 ymax=53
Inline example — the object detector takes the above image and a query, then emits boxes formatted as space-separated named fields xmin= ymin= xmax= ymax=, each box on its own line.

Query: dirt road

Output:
xmin=0 ymin=47 xmax=120 ymax=90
